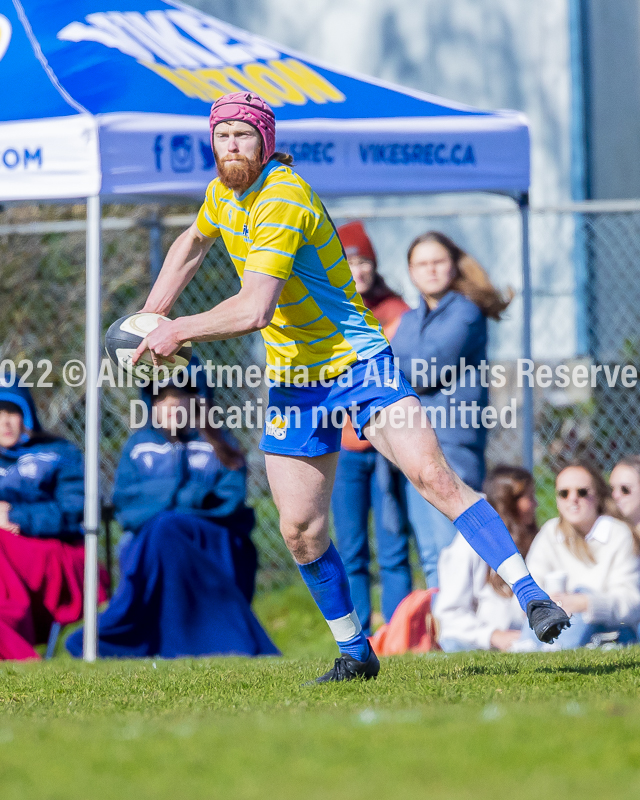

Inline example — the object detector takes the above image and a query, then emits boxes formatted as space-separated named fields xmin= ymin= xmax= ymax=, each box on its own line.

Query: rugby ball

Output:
xmin=105 ymin=313 xmax=192 ymax=380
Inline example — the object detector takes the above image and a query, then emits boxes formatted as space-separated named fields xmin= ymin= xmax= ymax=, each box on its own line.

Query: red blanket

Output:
xmin=0 ymin=528 xmax=107 ymax=660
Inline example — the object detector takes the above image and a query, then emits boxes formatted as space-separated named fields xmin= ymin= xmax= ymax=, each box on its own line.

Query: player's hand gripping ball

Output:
xmin=105 ymin=313 xmax=192 ymax=380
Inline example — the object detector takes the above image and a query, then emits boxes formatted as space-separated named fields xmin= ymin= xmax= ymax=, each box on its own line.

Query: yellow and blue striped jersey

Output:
xmin=196 ymin=160 xmax=388 ymax=382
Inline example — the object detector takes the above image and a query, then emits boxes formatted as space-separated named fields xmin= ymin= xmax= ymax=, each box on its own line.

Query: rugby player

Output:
xmin=133 ymin=93 xmax=569 ymax=681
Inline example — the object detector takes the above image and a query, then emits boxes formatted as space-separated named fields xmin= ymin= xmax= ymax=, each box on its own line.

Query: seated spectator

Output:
xmin=521 ymin=461 xmax=640 ymax=650
xmin=66 ymin=364 xmax=278 ymax=659
xmin=434 ymin=465 xmax=536 ymax=652
xmin=610 ymin=457 xmax=640 ymax=546
xmin=0 ymin=374 xmax=107 ymax=660
xmin=331 ymin=221 xmax=412 ymax=635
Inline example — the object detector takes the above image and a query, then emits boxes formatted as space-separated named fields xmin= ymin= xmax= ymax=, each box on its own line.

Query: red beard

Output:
xmin=215 ymin=152 xmax=263 ymax=193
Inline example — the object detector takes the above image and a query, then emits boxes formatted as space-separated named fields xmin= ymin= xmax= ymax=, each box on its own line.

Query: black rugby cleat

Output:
xmin=527 ymin=599 xmax=571 ymax=643
xmin=314 ymin=644 xmax=380 ymax=683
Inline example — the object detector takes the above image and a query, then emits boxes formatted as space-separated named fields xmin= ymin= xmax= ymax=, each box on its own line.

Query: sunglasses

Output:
xmin=556 ymin=487 xmax=591 ymax=500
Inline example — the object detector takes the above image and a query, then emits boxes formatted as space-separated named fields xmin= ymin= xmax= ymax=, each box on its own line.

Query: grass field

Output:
xmin=2 ymin=584 xmax=640 ymax=800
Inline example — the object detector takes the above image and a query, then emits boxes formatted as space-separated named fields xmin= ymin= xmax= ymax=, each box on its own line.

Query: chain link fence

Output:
xmin=0 ymin=208 xmax=292 ymax=585
xmin=2 ymin=200 xmax=640 ymax=583
xmin=529 ymin=207 xmax=640 ymax=519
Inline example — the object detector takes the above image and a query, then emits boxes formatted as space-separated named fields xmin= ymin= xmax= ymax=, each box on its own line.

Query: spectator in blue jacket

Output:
xmin=0 ymin=383 xmax=83 ymax=540
xmin=67 ymin=361 xmax=278 ymax=659
xmin=392 ymin=232 xmax=512 ymax=587
xmin=0 ymin=373 xmax=106 ymax=660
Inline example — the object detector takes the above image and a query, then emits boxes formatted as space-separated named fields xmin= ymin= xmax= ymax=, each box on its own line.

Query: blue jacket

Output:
xmin=392 ymin=291 xmax=488 ymax=450
xmin=113 ymin=427 xmax=250 ymax=533
xmin=0 ymin=379 xmax=84 ymax=539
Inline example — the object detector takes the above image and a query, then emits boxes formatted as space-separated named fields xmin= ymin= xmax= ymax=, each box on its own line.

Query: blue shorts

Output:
xmin=259 ymin=347 xmax=417 ymax=457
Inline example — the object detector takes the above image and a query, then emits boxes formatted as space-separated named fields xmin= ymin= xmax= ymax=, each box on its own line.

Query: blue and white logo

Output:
xmin=170 ymin=135 xmax=193 ymax=172
xmin=153 ymin=135 xmax=215 ymax=172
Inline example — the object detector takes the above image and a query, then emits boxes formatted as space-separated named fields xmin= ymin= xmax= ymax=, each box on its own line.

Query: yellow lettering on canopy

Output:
xmin=144 ymin=62 xmax=218 ymax=100
xmin=243 ymin=63 xmax=307 ymax=105
xmin=196 ymin=67 xmax=282 ymax=106
xmin=269 ymin=59 xmax=346 ymax=104
xmin=198 ymin=68 xmax=259 ymax=100
xmin=225 ymin=67 xmax=284 ymax=106
xmin=175 ymin=68 xmax=224 ymax=100
xmin=143 ymin=59 xmax=346 ymax=108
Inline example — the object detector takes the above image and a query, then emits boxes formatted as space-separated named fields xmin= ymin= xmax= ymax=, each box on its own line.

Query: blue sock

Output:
xmin=454 ymin=499 xmax=548 ymax=612
xmin=511 ymin=575 xmax=549 ymax=609
xmin=297 ymin=542 xmax=370 ymax=661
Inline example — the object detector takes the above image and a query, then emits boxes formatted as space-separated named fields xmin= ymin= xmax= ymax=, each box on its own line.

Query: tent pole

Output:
xmin=519 ymin=192 xmax=534 ymax=471
xmin=83 ymin=194 xmax=102 ymax=663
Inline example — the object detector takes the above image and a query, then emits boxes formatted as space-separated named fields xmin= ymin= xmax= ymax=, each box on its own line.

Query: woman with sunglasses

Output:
xmin=610 ymin=458 xmax=640 ymax=551
xmin=521 ymin=461 xmax=640 ymax=649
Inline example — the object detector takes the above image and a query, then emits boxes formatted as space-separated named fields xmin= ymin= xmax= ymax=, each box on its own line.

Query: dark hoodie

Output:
xmin=0 ymin=375 xmax=84 ymax=539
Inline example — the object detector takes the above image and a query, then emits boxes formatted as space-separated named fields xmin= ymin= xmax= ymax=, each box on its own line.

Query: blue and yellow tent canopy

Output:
xmin=0 ymin=0 xmax=529 ymax=200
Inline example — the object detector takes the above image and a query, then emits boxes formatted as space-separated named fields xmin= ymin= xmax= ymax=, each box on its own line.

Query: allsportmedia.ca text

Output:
xmin=97 ymin=357 xmax=640 ymax=393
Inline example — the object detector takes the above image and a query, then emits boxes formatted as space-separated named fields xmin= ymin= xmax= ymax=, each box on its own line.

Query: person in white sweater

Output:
xmin=434 ymin=466 xmax=537 ymax=652
xmin=522 ymin=461 xmax=640 ymax=650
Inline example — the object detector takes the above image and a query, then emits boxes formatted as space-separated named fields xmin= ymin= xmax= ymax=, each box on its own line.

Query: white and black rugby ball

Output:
xmin=105 ymin=313 xmax=192 ymax=379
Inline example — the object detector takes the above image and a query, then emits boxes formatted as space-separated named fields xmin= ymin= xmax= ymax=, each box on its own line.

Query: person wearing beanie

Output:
xmin=331 ymin=221 xmax=411 ymax=634
xmin=66 ymin=358 xmax=278 ymax=660
xmin=338 ymin=221 xmax=409 ymax=334
xmin=0 ymin=372 xmax=108 ymax=660
xmin=131 ymin=91 xmax=569 ymax=682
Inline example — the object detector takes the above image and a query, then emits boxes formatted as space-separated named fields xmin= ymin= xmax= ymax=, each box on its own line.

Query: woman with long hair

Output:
xmin=434 ymin=465 xmax=536 ymax=652
xmin=523 ymin=461 xmax=640 ymax=649
xmin=392 ymin=231 xmax=512 ymax=587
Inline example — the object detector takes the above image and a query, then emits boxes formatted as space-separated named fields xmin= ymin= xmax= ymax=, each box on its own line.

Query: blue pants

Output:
xmin=331 ymin=448 xmax=412 ymax=634
xmin=405 ymin=443 xmax=485 ymax=588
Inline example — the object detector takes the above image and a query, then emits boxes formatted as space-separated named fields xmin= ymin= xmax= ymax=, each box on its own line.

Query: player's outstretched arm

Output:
xmin=133 ymin=269 xmax=285 ymax=362
xmin=141 ymin=222 xmax=214 ymax=316
xmin=178 ymin=269 xmax=285 ymax=342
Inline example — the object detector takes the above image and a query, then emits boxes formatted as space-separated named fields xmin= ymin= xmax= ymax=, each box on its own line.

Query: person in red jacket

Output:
xmin=330 ymin=221 xmax=411 ymax=634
